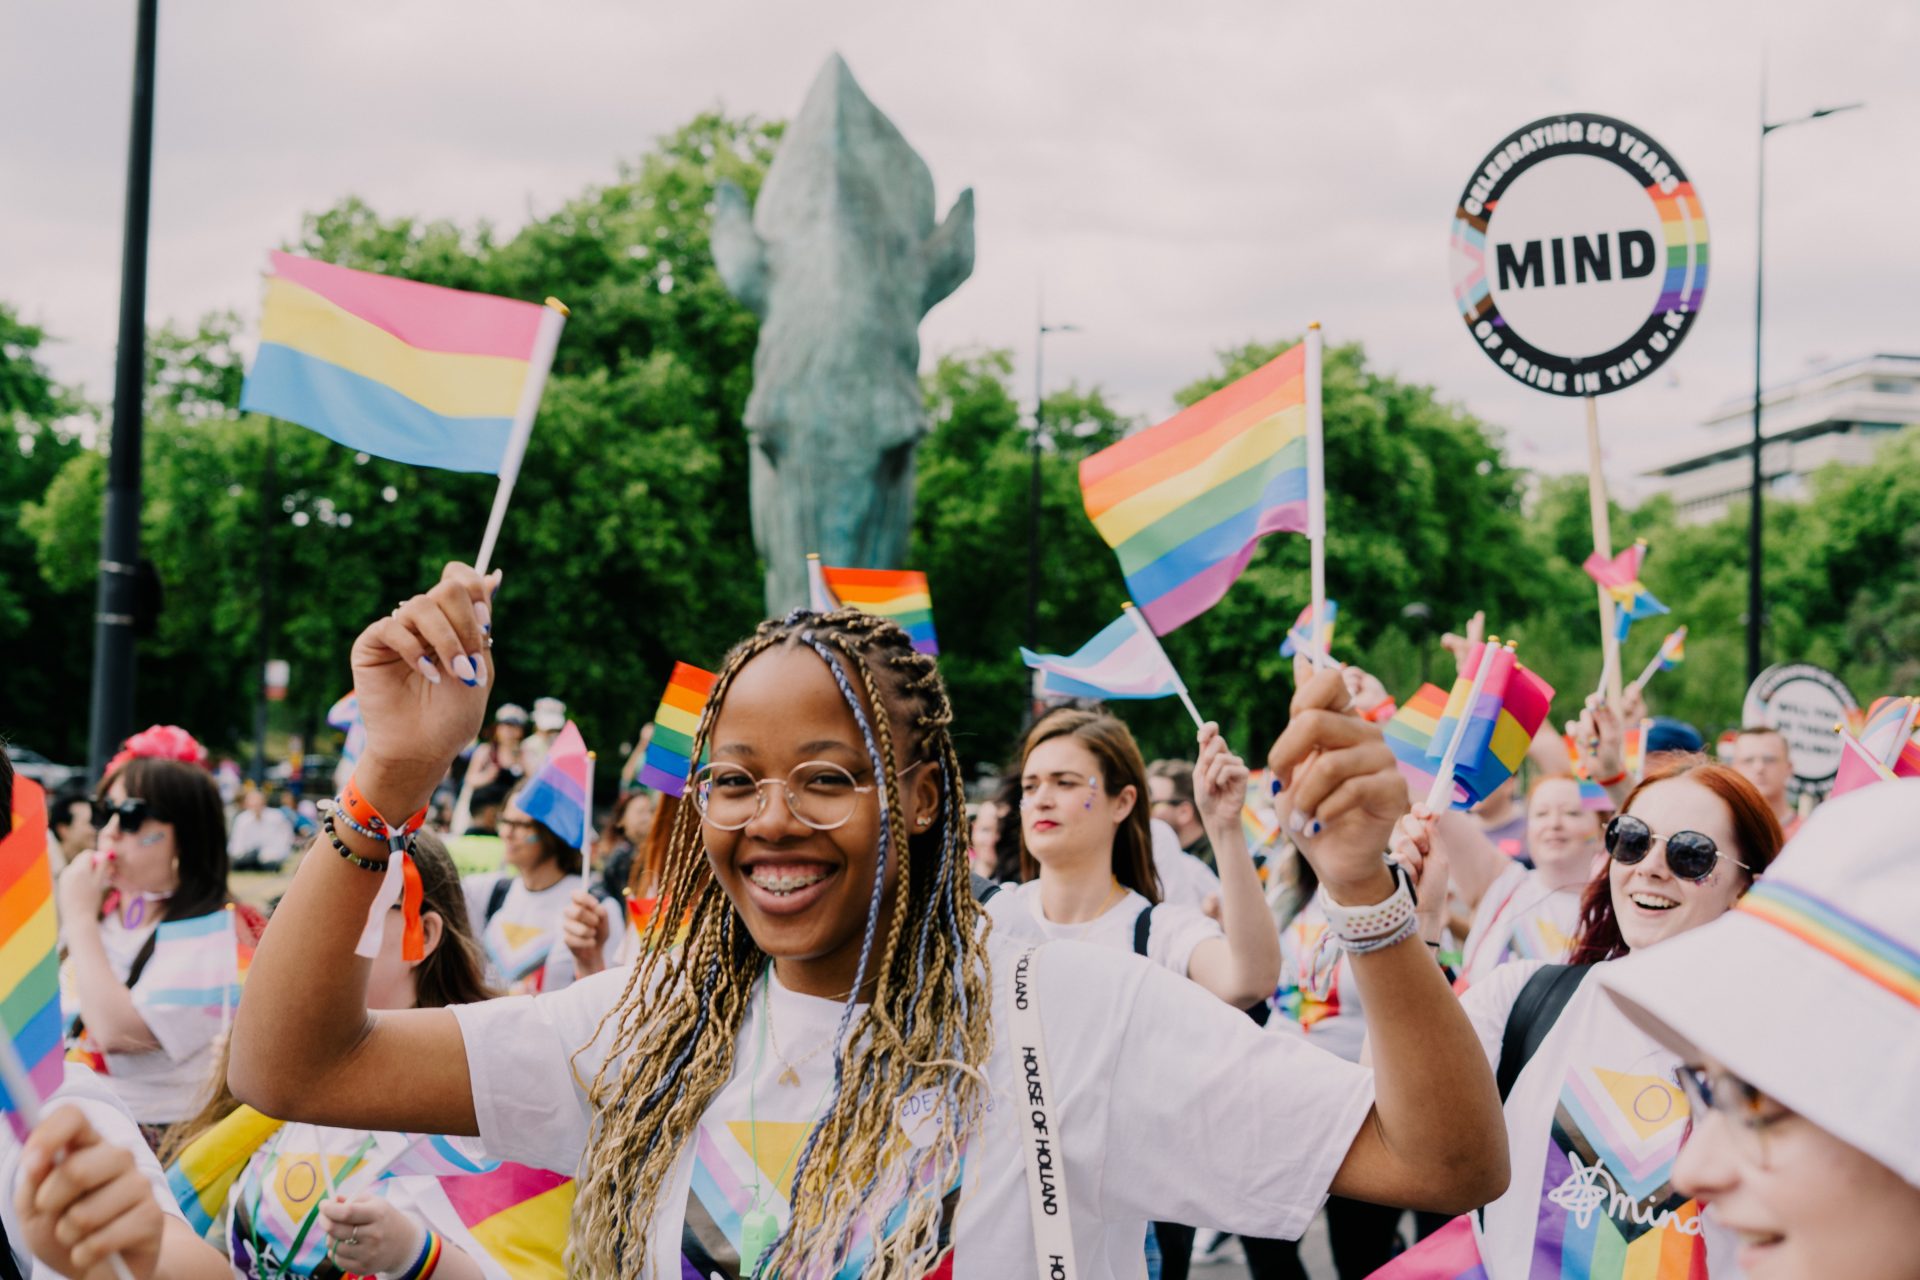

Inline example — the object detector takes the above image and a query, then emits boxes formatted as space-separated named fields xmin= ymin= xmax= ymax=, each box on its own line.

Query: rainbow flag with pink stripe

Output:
xmin=1081 ymin=343 xmax=1310 ymax=633
xmin=0 ymin=775 xmax=59 ymax=1139
xmin=241 ymin=251 xmax=563 ymax=473
xmin=516 ymin=721 xmax=591 ymax=848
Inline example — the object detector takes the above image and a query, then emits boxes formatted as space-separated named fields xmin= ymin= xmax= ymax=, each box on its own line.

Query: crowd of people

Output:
xmin=4 ymin=561 xmax=1916 ymax=1280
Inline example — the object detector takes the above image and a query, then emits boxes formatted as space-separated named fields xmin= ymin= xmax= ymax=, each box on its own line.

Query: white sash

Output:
xmin=1010 ymin=947 xmax=1077 ymax=1280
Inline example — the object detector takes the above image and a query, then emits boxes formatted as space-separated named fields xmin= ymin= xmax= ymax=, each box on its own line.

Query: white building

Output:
xmin=1641 ymin=353 xmax=1920 ymax=524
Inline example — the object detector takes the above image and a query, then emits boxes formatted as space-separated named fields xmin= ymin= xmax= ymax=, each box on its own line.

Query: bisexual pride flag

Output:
xmin=1021 ymin=611 xmax=1183 ymax=702
xmin=638 ymin=663 xmax=716 ymax=798
xmin=241 ymin=252 xmax=563 ymax=473
xmin=517 ymin=722 xmax=591 ymax=848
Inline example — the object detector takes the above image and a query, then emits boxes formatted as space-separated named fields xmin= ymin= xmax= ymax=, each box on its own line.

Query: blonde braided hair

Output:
xmin=567 ymin=609 xmax=993 ymax=1278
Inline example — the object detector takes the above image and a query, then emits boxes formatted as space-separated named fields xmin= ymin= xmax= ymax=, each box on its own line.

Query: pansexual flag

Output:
xmin=240 ymin=252 xmax=564 ymax=473
xmin=1280 ymin=599 xmax=1338 ymax=659
xmin=1583 ymin=540 xmax=1669 ymax=642
xmin=1021 ymin=611 xmax=1183 ymax=702
xmin=1081 ymin=342 xmax=1313 ymax=633
xmin=0 ymin=774 xmax=59 ymax=1140
xmin=1830 ymin=696 xmax=1920 ymax=799
xmin=517 ymin=722 xmax=591 ymax=848
xmin=440 ymin=1163 xmax=575 ymax=1280
xmin=1385 ymin=646 xmax=1554 ymax=809
xmin=810 ymin=557 xmax=939 ymax=655
xmin=639 ymin=663 xmax=717 ymax=797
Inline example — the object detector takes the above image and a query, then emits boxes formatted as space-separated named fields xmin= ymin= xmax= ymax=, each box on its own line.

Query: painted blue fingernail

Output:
xmin=1305 ymin=819 xmax=1324 ymax=839
xmin=452 ymin=654 xmax=477 ymax=685
xmin=476 ymin=602 xmax=492 ymax=634
xmin=468 ymin=653 xmax=487 ymax=687
xmin=415 ymin=656 xmax=442 ymax=686
xmin=1271 ymin=777 xmax=1284 ymax=796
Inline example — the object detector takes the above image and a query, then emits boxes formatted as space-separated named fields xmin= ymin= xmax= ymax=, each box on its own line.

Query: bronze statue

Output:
xmin=714 ymin=53 xmax=975 ymax=613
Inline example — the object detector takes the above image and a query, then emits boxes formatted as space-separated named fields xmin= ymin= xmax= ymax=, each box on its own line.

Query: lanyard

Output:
xmin=244 ymin=1128 xmax=380 ymax=1279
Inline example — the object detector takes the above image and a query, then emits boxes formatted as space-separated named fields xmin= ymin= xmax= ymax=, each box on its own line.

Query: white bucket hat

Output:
xmin=1600 ymin=778 xmax=1920 ymax=1187
xmin=532 ymin=696 xmax=567 ymax=732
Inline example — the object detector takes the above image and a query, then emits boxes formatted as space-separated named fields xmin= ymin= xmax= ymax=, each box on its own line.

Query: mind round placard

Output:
xmin=1449 ymin=113 xmax=1709 ymax=397
xmin=1743 ymin=663 xmax=1860 ymax=794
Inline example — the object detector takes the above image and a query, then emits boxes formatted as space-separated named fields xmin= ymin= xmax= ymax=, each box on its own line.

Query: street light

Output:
xmin=1027 ymin=298 xmax=1081 ymax=653
xmin=1747 ymin=89 xmax=1863 ymax=685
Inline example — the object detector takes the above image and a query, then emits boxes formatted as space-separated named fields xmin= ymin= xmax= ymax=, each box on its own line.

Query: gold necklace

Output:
xmin=1051 ymin=878 xmax=1126 ymax=941
xmin=766 ymin=977 xmax=857 ymax=1087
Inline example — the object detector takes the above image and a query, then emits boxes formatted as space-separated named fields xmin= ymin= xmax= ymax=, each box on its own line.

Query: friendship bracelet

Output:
xmin=1593 ymin=768 xmax=1630 ymax=787
xmin=1341 ymin=912 xmax=1421 ymax=955
xmin=323 ymin=810 xmax=394 ymax=873
xmin=337 ymin=774 xmax=428 ymax=840
xmin=329 ymin=800 xmax=384 ymax=843
xmin=389 ymin=1227 xmax=443 ymax=1280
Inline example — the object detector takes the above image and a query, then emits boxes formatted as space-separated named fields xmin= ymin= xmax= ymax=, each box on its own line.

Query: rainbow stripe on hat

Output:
xmin=1739 ymin=880 xmax=1920 ymax=1010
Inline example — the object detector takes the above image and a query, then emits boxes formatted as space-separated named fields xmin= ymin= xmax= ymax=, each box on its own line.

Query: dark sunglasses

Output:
xmin=1605 ymin=813 xmax=1748 ymax=883
xmin=92 ymin=797 xmax=156 ymax=832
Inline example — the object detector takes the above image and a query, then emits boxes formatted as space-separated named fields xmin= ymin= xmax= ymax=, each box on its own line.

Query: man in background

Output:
xmin=1732 ymin=725 xmax=1801 ymax=838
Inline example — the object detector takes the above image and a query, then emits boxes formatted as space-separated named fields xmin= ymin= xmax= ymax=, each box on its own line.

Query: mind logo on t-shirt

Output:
xmin=1534 ymin=1066 xmax=1707 ymax=1278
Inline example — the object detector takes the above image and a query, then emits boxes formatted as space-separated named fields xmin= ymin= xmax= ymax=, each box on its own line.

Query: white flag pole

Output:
xmin=1123 ymin=602 xmax=1205 ymax=729
xmin=1283 ymin=627 xmax=1337 ymax=671
xmin=0 ymin=1036 xmax=139 ymax=1280
xmin=1629 ymin=626 xmax=1685 ymax=692
xmin=474 ymin=298 xmax=569 ymax=576
xmin=1425 ymin=639 xmax=1504 ymax=812
xmin=1305 ymin=323 xmax=1332 ymax=671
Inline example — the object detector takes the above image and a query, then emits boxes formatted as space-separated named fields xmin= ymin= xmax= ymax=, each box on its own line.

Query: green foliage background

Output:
xmin=5 ymin=111 xmax=1916 ymax=785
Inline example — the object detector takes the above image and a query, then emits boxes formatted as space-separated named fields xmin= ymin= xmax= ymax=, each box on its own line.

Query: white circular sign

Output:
xmin=1743 ymin=663 xmax=1859 ymax=791
xmin=1449 ymin=113 xmax=1709 ymax=397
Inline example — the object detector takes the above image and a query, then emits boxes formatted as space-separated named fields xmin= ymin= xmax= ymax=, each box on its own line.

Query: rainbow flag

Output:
xmin=639 ymin=663 xmax=717 ymax=797
xmin=1081 ymin=342 xmax=1312 ymax=633
xmin=1583 ymin=540 xmax=1669 ymax=643
xmin=1021 ymin=611 xmax=1183 ymax=701
xmin=240 ymin=251 xmax=564 ymax=473
xmin=1656 ymin=628 xmax=1686 ymax=670
xmin=517 ymin=721 xmax=591 ymax=848
xmin=440 ymin=1163 xmax=574 ymax=1280
xmin=1384 ymin=683 xmax=1451 ymax=795
xmin=1831 ymin=696 xmax=1920 ymax=799
xmin=1385 ymin=645 xmax=1555 ymax=809
xmin=1280 ymin=599 xmax=1337 ymax=659
xmin=1625 ymin=719 xmax=1650 ymax=780
xmin=1561 ymin=735 xmax=1617 ymax=812
xmin=627 ymin=893 xmax=694 ymax=952
xmin=810 ymin=558 xmax=939 ymax=655
xmin=0 ymin=775 xmax=59 ymax=1139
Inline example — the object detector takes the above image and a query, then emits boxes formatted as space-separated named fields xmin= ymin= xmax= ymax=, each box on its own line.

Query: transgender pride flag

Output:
xmin=1020 ymin=610 xmax=1183 ymax=702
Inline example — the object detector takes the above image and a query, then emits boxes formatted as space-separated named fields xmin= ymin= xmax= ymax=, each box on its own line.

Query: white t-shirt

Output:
xmin=452 ymin=931 xmax=1376 ymax=1279
xmin=1457 ymin=862 xmax=1583 ymax=989
xmin=1459 ymin=961 xmax=1743 ymax=1279
xmin=1 ymin=1064 xmax=186 ymax=1279
xmin=60 ymin=905 xmax=235 ymax=1125
xmin=224 ymin=1123 xmax=513 ymax=1279
xmin=228 ymin=807 xmax=296 ymax=865
xmin=985 ymin=879 xmax=1222 ymax=977
xmin=1270 ymin=892 xmax=1366 ymax=1063
xmin=1150 ymin=819 xmax=1222 ymax=910
xmin=463 ymin=872 xmax=589 ymax=995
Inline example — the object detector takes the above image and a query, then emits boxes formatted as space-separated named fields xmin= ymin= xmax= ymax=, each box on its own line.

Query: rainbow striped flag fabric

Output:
xmin=1831 ymin=696 xmax=1920 ymax=799
xmin=1080 ymin=343 xmax=1312 ymax=633
xmin=517 ymin=721 xmax=591 ymax=848
xmin=809 ymin=558 xmax=939 ymax=655
xmin=1385 ymin=645 xmax=1555 ymax=809
xmin=240 ymin=252 xmax=563 ymax=473
xmin=639 ymin=663 xmax=717 ymax=797
xmin=1 ymin=775 xmax=59 ymax=1139
xmin=1280 ymin=599 xmax=1337 ymax=659
xmin=1583 ymin=540 xmax=1669 ymax=643
xmin=1021 ymin=612 xmax=1182 ymax=701
xmin=1655 ymin=627 xmax=1686 ymax=670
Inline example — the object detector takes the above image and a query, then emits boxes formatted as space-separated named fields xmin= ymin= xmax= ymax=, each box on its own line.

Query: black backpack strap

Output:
xmin=1 ymin=1216 xmax=26 ymax=1280
xmin=1132 ymin=904 xmax=1154 ymax=956
xmin=1496 ymin=963 xmax=1594 ymax=1102
xmin=970 ymin=872 xmax=1002 ymax=903
xmin=485 ymin=876 xmax=513 ymax=925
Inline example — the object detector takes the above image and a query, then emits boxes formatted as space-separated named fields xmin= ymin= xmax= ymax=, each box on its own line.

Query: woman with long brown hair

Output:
xmin=162 ymin=830 xmax=501 ymax=1279
xmin=59 ymin=756 xmax=257 ymax=1132
xmin=1392 ymin=756 xmax=1783 ymax=1277
xmin=230 ymin=562 xmax=1507 ymax=1280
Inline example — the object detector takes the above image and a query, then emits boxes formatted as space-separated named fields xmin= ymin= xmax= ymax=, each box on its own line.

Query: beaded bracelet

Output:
xmin=323 ymin=810 xmax=396 ymax=873
xmin=330 ymin=801 xmax=384 ymax=843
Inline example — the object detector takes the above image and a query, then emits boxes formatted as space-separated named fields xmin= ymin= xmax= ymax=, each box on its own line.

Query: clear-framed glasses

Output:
xmin=692 ymin=760 xmax=881 ymax=832
xmin=1673 ymin=1063 xmax=1790 ymax=1167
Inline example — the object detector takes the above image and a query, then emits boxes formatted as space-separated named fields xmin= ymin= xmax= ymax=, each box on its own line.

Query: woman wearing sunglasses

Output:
xmin=1389 ymin=756 xmax=1780 ymax=1276
xmin=1600 ymin=780 xmax=1920 ymax=1280
xmin=58 ymin=757 xmax=255 ymax=1134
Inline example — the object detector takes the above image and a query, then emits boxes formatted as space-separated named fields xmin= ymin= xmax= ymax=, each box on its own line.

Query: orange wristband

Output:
xmin=338 ymin=774 xmax=427 ymax=840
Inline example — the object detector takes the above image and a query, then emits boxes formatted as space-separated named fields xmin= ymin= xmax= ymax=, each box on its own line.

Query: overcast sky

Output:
xmin=4 ymin=0 xmax=1915 ymax=494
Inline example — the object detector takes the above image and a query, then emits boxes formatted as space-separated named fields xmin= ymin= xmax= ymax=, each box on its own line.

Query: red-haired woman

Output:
xmin=1392 ymin=757 xmax=1783 ymax=1275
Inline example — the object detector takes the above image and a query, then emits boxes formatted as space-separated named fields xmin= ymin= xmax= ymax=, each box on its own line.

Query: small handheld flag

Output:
xmin=1583 ymin=540 xmax=1670 ymax=643
xmin=1022 ymin=605 xmax=1203 ymax=726
xmin=1629 ymin=626 xmax=1687 ymax=691
xmin=638 ymin=664 xmax=717 ymax=797
xmin=1080 ymin=340 xmax=1315 ymax=634
xmin=807 ymin=555 xmax=939 ymax=655
xmin=516 ymin=722 xmax=592 ymax=849
xmin=0 ymin=775 xmax=59 ymax=1141
xmin=1830 ymin=697 xmax=1920 ymax=799
xmin=1385 ymin=640 xmax=1554 ymax=810
xmin=1280 ymin=599 xmax=1338 ymax=659
xmin=327 ymin=690 xmax=367 ymax=771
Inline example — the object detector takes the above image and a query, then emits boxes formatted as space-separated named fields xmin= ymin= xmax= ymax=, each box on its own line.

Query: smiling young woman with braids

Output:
xmin=229 ymin=563 xmax=1508 ymax=1280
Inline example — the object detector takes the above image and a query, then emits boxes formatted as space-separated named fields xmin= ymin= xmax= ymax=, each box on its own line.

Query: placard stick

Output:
xmin=474 ymin=298 xmax=569 ymax=576
xmin=1123 ymin=602 xmax=1205 ymax=729
xmin=1283 ymin=628 xmax=1337 ymax=671
xmin=1305 ymin=323 xmax=1334 ymax=671
xmin=0 ymin=1036 xmax=139 ymax=1280
xmin=1584 ymin=396 xmax=1624 ymax=711
xmin=1425 ymin=639 xmax=1503 ymax=811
